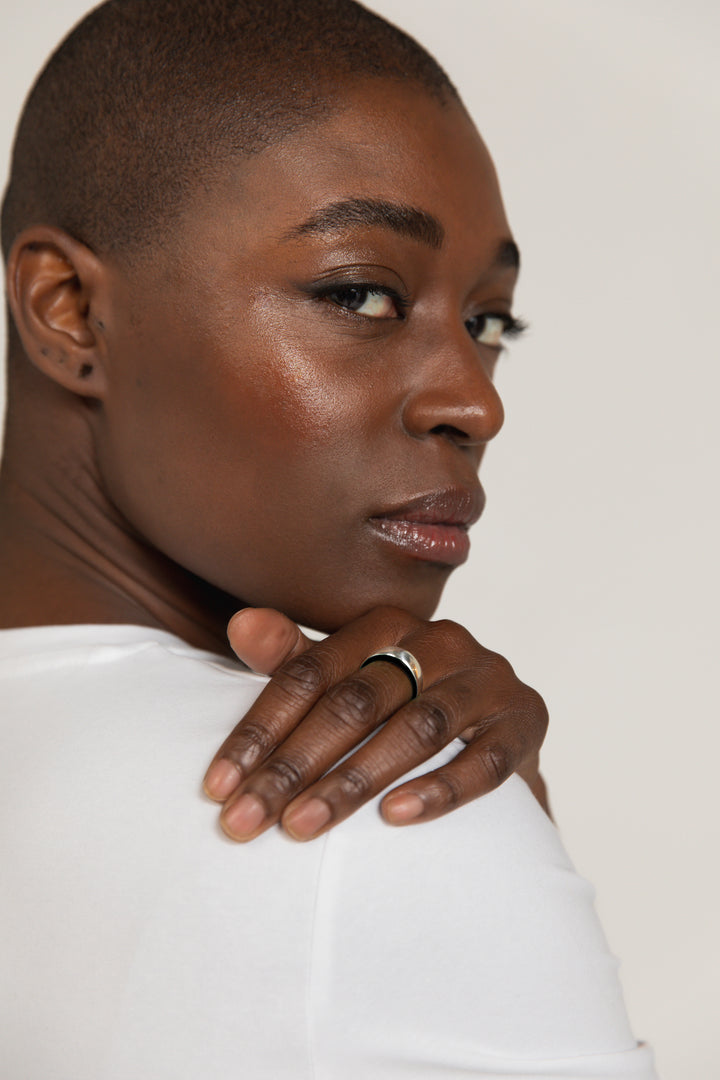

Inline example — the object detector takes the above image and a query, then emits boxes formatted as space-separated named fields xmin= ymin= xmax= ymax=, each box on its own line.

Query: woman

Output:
xmin=0 ymin=1 xmax=657 ymax=1076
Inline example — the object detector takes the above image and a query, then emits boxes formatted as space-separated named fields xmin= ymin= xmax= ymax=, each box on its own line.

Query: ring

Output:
xmin=360 ymin=647 xmax=423 ymax=700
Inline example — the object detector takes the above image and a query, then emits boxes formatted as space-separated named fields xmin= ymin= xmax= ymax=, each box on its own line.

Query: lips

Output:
xmin=368 ymin=486 xmax=485 ymax=567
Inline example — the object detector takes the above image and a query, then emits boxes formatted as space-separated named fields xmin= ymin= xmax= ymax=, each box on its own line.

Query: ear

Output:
xmin=6 ymin=226 xmax=109 ymax=398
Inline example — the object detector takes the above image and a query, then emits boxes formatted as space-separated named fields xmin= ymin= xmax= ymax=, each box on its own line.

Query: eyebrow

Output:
xmin=282 ymin=196 xmax=522 ymax=270
xmin=283 ymin=197 xmax=445 ymax=249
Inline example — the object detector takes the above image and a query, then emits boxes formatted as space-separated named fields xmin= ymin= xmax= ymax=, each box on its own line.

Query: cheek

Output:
xmin=95 ymin=317 xmax=384 ymax=599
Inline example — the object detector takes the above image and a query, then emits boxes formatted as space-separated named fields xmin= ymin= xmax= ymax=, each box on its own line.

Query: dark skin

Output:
xmin=0 ymin=78 xmax=549 ymax=839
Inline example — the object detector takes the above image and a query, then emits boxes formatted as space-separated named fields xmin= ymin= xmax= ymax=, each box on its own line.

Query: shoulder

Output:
xmin=0 ymin=624 xmax=655 ymax=1077
xmin=312 ymin=763 xmax=646 ymax=1070
xmin=0 ymin=622 xmax=268 ymax=855
xmin=0 ymin=621 xmax=267 ymax=748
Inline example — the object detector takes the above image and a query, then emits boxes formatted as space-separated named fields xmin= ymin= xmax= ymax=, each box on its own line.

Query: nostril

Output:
xmin=430 ymin=423 xmax=471 ymax=443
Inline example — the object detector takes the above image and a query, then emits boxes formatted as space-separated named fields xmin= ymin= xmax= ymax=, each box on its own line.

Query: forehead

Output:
xmin=172 ymin=80 xmax=511 ymax=258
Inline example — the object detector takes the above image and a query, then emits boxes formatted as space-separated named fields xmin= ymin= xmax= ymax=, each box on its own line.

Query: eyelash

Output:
xmin=314 ymin=282 xmax=410 ymax=319
xmin=465 ymin=312 xmax=528 ymax=346
xmin=313 ymin=282 xmax=527 ymax=347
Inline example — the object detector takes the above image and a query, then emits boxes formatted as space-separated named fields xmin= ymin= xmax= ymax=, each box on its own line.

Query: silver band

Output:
xmin=360 ymin=647 xmax=423 ymax=700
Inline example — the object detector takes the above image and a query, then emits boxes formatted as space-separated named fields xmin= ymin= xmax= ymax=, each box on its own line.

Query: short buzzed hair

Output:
xmin=1 ymin=0 xmax=457 ymax=262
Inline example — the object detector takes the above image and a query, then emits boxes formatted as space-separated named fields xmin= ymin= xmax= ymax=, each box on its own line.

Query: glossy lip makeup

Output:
xmin=368 ymin=486 xmax=485 ymax=567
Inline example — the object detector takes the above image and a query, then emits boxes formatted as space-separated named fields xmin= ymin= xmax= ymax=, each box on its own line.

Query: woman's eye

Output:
xmin=465 ymin=313 xmax=527 ymax=347
xmin=326 ymin=286 xmax=401 ymax=319
xmin=465 ymin=314 xmax=512 ymax=347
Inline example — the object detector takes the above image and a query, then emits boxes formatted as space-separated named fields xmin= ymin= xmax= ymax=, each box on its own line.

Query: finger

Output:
xmin=208 ymin=614 xmax=468 ymax=810
xmin=204 ymin=606 xmax=419 ymax=802
xmin=380 ymin=724 xmax=524 ymax=825
xmin=281 ymin=671 xmax=545 ymax=840
xmin=212 ymin=623 xmax=519 ymax=830
xmin=218 ymin=661 xmax=414 ymax=841
xmin=204 ymin=609 xmax=312 ymax=801
xmin=226 ymin=608 xmax=310 ymax=674
xmin=456 ymin=681 xmax=548 ymax=755
xmin=278 ymin=674 xmax=487 ymax=839
xmin=379 ymin=683 xmax=547 ymax=825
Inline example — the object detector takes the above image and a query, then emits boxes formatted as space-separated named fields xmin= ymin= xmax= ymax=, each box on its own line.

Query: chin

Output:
xmin=284 ymin=574 xmax=449 ymax=635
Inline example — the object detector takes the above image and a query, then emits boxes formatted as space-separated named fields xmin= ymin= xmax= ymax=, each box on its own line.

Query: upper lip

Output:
xmin=370 ymin=485 xmax=485 ymax=528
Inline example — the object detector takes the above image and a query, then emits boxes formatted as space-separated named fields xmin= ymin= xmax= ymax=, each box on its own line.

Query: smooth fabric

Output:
xmin=0 ymin=624 xmax=658 ymax=1078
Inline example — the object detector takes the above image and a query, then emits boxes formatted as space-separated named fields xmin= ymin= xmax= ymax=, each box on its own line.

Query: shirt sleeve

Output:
xmin=307 ymin=770 xmax=658 ymax=1079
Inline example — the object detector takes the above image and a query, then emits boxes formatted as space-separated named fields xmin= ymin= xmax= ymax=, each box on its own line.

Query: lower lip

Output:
xmin=369 ymin=518 xmax=471 ymax=567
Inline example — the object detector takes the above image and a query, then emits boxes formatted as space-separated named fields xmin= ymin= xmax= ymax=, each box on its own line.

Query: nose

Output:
xmin=401 ymin=334 xmax=505 ymax=447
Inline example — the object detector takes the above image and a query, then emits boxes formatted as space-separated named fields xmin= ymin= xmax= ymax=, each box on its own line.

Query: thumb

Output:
xmin=227 ymin=607 xmax=310 ymax=674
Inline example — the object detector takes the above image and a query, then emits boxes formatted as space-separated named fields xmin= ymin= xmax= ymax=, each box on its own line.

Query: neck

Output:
xmin=0 ymin=384 xmax=239 ymax=658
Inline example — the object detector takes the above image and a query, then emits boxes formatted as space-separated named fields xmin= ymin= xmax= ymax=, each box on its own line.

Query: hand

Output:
xmin=203 ymin=606 xmax=550 ymax=841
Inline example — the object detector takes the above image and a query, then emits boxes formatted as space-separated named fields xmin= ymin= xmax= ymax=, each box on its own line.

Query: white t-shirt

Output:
xmin=0 ymin=624 xmax=657 ymax=1079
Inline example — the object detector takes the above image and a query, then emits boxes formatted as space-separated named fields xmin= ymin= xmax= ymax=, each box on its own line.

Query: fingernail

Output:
xmin=283 ymin=798 xmax=332 ymax=840
xmin=222 ymin=794 xmax=266 ymax=839
xmin=383 ymin=793 xmax=424 ymax=824
xmin=204 ymin=759 xmax=242 ymax=800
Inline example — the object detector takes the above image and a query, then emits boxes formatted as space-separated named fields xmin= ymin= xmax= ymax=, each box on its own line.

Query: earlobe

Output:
xmin=6 ymin=226 xmax=109 ymax=398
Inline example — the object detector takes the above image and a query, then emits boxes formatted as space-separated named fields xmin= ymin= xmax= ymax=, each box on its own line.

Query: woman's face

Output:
xmin=96 ymin=80 xmax=520 ymax=632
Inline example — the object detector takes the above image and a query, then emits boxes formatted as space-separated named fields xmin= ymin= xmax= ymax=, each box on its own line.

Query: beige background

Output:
xmin=2 ymin=2 xmax=718 ymax=1076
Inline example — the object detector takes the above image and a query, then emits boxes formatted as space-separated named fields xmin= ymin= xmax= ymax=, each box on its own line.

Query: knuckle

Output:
xmin=479 ymin=744 xmax=511 ymax=786
xmin=324 ymin=678 xmax=378 ymax=732
xmin=274 ymin=651 xmax=328 ymax=699
xmin=428 ymin=769 xmax=465 ymax=810
xmin=429 ymin=617 xmax=475 ymax=652
xmin=261 ymin=756 xmax=307 ymax=798
xmin=406 ymin=698 xmax=455 ymax=749
xmin=495 ymin=686 xmax=550 ymax=744
xmin=429 ymin=617 xmax=462 ymax=642
xmin=335 ymin=763 xmax=374 ymax=801
xmin=524 ymin=687 xmax=550 ymax=735
xmin=482 ymin=648 xmax=514 ymax=681
xmin=226 ymin=722 xmax=275 ymax=763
